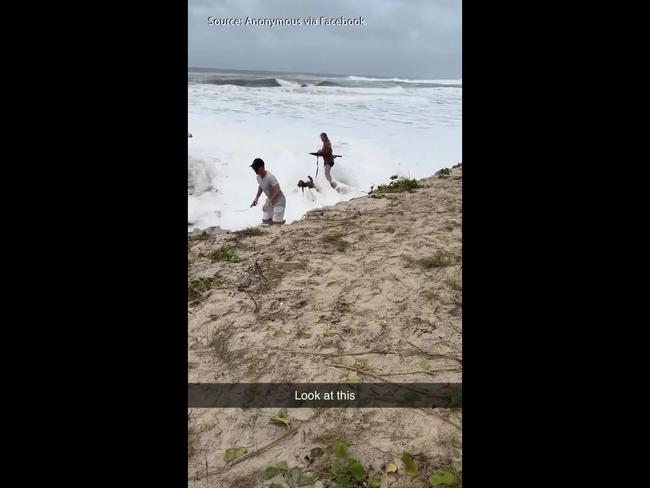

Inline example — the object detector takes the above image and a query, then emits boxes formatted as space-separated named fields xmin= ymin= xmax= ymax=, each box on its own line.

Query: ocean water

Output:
xmin=188 ymin=68 xmax=462 ymax=231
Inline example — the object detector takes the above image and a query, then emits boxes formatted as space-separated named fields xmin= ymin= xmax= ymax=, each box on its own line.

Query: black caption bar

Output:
xmin=188 ymin=383 xmax=461 ymax=408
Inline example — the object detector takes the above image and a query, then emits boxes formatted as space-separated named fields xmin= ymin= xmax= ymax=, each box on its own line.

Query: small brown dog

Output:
xmin=297 ymin=176 xmax=315 ymax=192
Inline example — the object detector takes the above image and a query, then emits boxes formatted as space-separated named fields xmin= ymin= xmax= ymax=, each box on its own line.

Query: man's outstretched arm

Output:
xmin=251 ymin=186 xmax=263 ymax=207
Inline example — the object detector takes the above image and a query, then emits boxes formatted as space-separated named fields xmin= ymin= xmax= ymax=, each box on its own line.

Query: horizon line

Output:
xmin=188 ymin=65 xmax=462 ymax=80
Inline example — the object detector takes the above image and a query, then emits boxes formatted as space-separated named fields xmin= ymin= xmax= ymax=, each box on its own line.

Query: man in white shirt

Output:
xmin=249 ymin=158 xmax=286 ymax=225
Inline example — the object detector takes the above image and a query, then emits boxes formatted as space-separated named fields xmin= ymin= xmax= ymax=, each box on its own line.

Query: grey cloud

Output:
xmin=188 ymin=0 xmax=461 ymax=78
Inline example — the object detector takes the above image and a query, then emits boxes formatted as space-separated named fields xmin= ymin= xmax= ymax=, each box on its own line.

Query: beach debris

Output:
xmin=310 ymin=447 xmax=325 ymax=458
xmin=296 ymin=329 xmax=312 ymax=339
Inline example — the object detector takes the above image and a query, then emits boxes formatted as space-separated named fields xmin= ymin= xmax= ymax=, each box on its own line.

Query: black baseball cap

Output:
xmin=250 ymin=158 xmax=264 ymax=170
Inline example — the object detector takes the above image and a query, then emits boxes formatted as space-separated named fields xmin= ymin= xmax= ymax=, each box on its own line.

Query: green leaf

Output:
xmin=347 ymin=459 xmax=366 ymax=481
xmin=289 ymin=467 xmax=315 ymax=487
xmin=333 ymin=442 xmax=349 ymax=457
xmin=289 ymin=467 xmax=300 ymax=480
xmin=310 ymin=447 xmax=324 ymax=458
xmin=345 ymin=377 xmax=360 ymax=390
xmin=370 ymin=478 xmax=382 ymax=488
xmin=275 ymin=460 xmax=289 ymax=471
xmin=332 ymin=467 xmax=352 ymax=485
xmin=224 ymin=447 xmax=247 ymax=461
xmin=419 ymin=359 xmax=432 ymax=372
xmin=428 ymin=471 xmax=457 ymax=486
xmin=401 ymin=452 xmax=418 ymax=476
xmin=269 ymin=484 xmax=285 ymax=488
xmin=270 ymin=409 xmax=291 ymax=428
xmin=270 ymin=417 xmax=291 ymax=427
xmin=263 ymin=467 xmax=280 ymax=479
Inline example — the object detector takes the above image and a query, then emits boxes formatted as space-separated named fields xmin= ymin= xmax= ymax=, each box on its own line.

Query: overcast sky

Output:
xmin=188 ymin=0 xmax=461 ymax=79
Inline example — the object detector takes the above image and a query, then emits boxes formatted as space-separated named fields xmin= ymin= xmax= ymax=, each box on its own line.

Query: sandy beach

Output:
xmin=188 ymin=165 xmax=462 ymax=487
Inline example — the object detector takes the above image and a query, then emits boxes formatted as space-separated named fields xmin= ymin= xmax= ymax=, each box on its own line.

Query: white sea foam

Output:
xmin=347 ymin=75 xmax=462 ymax=85
xmin=188 ymin=75 xmax=462 ymax=231
xmin=275 ymin=78 xmax=302 ymax=88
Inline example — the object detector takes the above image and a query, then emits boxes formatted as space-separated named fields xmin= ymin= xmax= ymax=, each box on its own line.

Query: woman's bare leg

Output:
xmin=325 ymin=165 xmax=333 ymax=186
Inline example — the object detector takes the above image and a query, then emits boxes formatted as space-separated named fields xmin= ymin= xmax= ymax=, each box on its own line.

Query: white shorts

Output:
xmin=263 ymin=196 xmax=286 ymax=222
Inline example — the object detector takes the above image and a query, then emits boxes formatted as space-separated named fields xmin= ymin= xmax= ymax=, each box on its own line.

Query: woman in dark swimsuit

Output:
xmin=320 ymin=132 xmax=336 ymax=188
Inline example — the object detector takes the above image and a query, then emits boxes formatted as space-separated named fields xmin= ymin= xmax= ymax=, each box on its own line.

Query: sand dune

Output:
xmin=188 ymin=166 xmax=462 ymax=487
